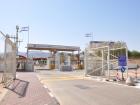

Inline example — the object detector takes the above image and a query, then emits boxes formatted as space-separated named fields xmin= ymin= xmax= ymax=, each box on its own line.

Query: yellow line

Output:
xmin=46 ymin=76 xmax=83 ymax=79
xmin=41 ymin=76 xmax=83 ymax=82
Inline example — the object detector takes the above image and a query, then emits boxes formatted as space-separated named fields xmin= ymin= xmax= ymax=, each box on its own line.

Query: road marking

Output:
xmin=43 ymin=85 xmax=48 ymax=89
xmin=16 ymin=74 xmax=18 ymax=78
xmin=40 ymin=76 xmax=83 ymax=82
xmin=48 ymin=92 xmax=54 ymax=97
xmin=45 ymin=76 xmax=83 ymax=79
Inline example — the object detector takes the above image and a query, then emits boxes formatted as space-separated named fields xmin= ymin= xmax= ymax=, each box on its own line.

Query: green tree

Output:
xmin=128 ymin=50 xmax=140 ymax=58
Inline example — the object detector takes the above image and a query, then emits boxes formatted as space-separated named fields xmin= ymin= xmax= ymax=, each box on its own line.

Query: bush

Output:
xmin=128 ymin=50 xmax=140 ymax=59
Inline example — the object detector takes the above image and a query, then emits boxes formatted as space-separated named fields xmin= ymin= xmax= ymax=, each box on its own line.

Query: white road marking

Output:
xmin=48 ymin=92 xmax=54 ymax=97
xmin=43 ymin=85 xmax=48 ymax=89
xmin=16 ymin=74 xmax=18 ymax=78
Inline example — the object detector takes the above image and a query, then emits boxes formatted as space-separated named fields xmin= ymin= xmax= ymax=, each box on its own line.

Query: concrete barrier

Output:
xmin=126 ymin=77 xmax=135 ymax=86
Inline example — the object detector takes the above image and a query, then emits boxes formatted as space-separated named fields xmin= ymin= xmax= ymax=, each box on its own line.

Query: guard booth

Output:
xmin=27 ymin=44 xmax=81 ymax=71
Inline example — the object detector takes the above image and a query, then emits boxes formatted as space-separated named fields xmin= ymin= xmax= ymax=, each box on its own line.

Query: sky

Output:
xmin=0 ymin=0 xmax=140 ymax=52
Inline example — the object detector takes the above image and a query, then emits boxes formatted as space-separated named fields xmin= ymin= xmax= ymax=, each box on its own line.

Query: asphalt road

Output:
xmin=37 ymin=70 xmax=140 ymax=105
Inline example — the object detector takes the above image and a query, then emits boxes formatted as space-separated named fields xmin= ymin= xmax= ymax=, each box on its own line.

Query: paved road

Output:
xmin=38 ymin=70 xmax=140 ymax=105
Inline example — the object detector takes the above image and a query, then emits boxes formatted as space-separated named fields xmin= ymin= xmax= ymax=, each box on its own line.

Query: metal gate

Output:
xmin=85 ymin=41 xmax=128 ymax=80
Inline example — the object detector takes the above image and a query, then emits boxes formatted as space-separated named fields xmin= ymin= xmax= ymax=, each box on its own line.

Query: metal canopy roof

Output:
xmin=27 ymin=44 xmax=80 ymax=51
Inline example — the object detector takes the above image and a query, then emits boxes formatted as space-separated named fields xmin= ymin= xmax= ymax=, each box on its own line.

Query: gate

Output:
xmin=85 ymin=41 xmax=128 ymax=80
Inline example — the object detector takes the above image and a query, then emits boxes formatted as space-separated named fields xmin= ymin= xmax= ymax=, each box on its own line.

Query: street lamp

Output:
xmin=20 ymin=26 xmax=29 ymax=58
xmin=16 ymin=25 xmax=19 ymax=56
xmin=85 ymin=32 xmax=93 ymax=41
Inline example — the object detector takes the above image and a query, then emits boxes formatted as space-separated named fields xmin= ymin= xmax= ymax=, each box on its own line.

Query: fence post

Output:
xmin=107 ymin=46 xmax=110 ymax=79
xmin=102 ymin=50 xmax=104 ymax=75
xmin=126 ymin=47 xmax=128 ymax=78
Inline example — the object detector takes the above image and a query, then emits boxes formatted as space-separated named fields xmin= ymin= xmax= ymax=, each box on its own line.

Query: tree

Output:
xmin=128 ymin=50 xmax=140 ymax=58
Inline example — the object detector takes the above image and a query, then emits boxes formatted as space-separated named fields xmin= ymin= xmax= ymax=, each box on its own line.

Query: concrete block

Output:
xmin=126 ymin=77 xmax=135 ymax=86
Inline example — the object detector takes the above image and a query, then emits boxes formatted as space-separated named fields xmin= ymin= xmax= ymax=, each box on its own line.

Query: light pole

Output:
xmin=16 ymin=25 xmax=19 ymax=56
xmin=28 ymin=26 xmax=29 ymax=44
xmin=85 ymin=32 xmax=93 ymax=41
xmin=19 ymin=26 xmax=29 ymax=58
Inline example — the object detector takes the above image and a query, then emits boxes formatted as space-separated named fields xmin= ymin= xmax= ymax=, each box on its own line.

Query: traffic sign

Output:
xmin=118 ymin=55 xmax=127 ymax=66
xmin=120 ymin=66 xmax=126 ymax=73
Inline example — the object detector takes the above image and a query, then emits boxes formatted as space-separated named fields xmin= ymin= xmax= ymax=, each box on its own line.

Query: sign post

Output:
xmin=118 ymin=55 xmax=127 ymax=81
xmin=120 ymin=66 xmax=126 ymax=80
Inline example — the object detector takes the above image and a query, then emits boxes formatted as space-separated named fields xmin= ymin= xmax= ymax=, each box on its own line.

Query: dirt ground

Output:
xmin=111 ymin=59 xmax=140 ymax=79
xmin=128 ymin=59 xmax=140 ymax=65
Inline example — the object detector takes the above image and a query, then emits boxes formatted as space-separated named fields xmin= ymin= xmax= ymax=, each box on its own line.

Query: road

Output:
xmin=37 ymin=70 xmax=140 ymax=105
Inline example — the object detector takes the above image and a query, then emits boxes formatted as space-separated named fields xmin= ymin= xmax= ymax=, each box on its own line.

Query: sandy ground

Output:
xmin=128 ymin=59 xmax=140 ymax=65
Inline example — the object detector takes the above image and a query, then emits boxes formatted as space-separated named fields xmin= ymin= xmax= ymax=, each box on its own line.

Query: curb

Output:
xmin=37 ymin=74 xmax=60 ymax=105
xmin=43 ymin=85 xmax=60 ymax=105
xmin=84 ymin=76 xmax=140 ymax=89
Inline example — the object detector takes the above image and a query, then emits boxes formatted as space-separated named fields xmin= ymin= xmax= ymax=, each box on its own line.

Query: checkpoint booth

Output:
xmin=27 ymin=44 xmax=81 ymax=71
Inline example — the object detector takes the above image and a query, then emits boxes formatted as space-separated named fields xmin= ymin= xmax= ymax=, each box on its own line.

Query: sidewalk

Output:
xmin=0 ymin=72 xmax=59 ymax=105
xmin=0 ymin=84 xmax=8 ymax=103
xmin=0 ymin=72 xmax=8 ymax=103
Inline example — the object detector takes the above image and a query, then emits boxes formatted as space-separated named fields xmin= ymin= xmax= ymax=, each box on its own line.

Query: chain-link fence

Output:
xmin=0 ymin=33 xmax=16 ymax=87
xmin=85 ymin=41 xmax=128 ymax=80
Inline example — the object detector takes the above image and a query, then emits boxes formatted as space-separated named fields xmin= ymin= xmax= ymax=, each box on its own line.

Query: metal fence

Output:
xmin=0 ymin=34 xmax=5 ymax=81
xmin=0 ymin=33 xmax=16 ymax=87
xmin=85 ymin=41 xmax=128 ymax=80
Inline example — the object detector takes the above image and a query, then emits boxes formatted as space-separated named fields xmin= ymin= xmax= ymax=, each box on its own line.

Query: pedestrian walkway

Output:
xmin=0 ymin=72 xmax=59 ymax=105
xmin=0 ymin=84 xmax=8 ymax=103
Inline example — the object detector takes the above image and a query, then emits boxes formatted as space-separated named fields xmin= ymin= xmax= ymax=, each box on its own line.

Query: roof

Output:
xmin=90 ymin=41 xmax=115 ymax=44
xmin=17 ymin=55 xmax=27 ymax=60
xmin=27 ymin=44 xmax=80 ymax=51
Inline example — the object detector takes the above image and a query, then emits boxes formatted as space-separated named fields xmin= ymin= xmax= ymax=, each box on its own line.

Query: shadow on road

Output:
xmin=6 ymin=79 xmax=29 ymax=98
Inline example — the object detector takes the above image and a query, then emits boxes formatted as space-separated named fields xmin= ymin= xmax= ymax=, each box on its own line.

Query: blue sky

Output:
xmin=0 ymin=0 xmax=140 ymax=52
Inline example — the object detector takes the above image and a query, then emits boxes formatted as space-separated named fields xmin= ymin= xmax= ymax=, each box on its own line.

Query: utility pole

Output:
xmin=27 ymin=26 xmax=29 ymax=58
xmin=85 ymin=32 xmax=93 ymax=41
xmin=16 ymin=25 xmax=19 ymax=56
